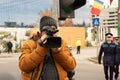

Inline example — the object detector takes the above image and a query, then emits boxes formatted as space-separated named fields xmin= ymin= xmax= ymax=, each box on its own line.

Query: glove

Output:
xmin=98 ymin=61 xmax=101 ymax=64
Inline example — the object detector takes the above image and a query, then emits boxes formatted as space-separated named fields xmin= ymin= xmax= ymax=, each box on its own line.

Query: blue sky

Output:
xmin=0 ymin=0 xmax=118 ymax=25
xmin=0 ymin=0 xmax=52 ymax=25
xmin=74 ymin=0 xmax=118 ymax=24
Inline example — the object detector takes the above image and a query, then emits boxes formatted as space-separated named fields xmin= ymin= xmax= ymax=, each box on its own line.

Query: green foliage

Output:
xmin=14 ymin=43 xmax=20 ymax=53
xmin=0 ymin=32 xmax=11 ymax=39
xmin=25 ymin=30 xmax=30 ymax=36
xmin=0 ymin=41 xmax=8 ymax=52
xmin=86 ymin=41 xmax=92 ymax=47
xmin=91 ymin=28 xmax=97 ymax=41
xmin=0 ymin=31 xmax=22 ymax=53
xmin=85 ymin=28 xmax=88 ymax=38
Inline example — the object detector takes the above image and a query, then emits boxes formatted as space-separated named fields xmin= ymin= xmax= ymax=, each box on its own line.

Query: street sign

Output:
xmin=92 ymin=18 xmax=100 ymax=27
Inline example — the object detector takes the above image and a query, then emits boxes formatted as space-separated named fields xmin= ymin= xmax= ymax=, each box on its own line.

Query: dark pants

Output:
xmin=114 ymin=64 xmax=119 ymax=79
xmin=8 ymin=48 xmax=12 ymax=53
xmin=77 ymin=46 xmax=80 ymax=54
xmin=104 ymin=66 xmax=114 ymax=80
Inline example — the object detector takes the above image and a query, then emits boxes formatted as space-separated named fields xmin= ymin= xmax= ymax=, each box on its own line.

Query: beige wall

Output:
xmin=59 ymin=27 xmax=86 ymax=48
xmin=30 ymin=27 xmax=86 ymax=48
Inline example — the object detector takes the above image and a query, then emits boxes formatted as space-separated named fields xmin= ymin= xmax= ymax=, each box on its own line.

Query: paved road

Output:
xmin=0 ymin=47 xmax=116 ymax=80
xmin=72 ymin=47 xmax=105 ymax=80
xmin=0 ymin=53 xmax=21 ymax=80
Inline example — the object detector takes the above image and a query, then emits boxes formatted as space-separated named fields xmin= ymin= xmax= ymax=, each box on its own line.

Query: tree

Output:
xmin=91 ymin=28 xmax=97 ymax=41
xmin=64 ymin=18 xmax=73 ymax=26
xmin=40 ymin=10 xmax=52 ymax=17
xmin=82 ymin=20 xmax=86 ymax=26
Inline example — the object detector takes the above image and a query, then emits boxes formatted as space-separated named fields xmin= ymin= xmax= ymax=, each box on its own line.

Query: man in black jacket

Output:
xmin=7 ymin=41 xmax=13 ymax=54
xmin=98 ymin=33 xmax=116 ymax=80
xmin=114 ymin=37 xmax=120 ymax=80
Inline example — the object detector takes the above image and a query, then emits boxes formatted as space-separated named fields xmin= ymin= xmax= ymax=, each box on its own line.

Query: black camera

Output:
xmin=41 ymin=26 xmax=61 ymax=48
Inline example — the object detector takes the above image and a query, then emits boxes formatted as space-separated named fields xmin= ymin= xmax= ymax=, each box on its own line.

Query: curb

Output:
xmin=88 ymin=57 xmax=98 ymax=64
xmin=88 ymin=57 xmax=103 ymax=64
xmin=0 ymin=53 xmax=20 ymax=58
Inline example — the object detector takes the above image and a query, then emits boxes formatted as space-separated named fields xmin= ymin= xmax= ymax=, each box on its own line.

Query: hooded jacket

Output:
xmin=19 ymin=33 xmax=76 ymax=80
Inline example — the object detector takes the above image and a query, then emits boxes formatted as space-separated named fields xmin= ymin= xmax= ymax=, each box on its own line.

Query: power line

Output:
xmin=0 ymin=0 xmax=16 ymax=5
xmin=0 ymin=0 xmax=52 ymax=14
xmin=0 ymin=0 xmax=52 ymax=25
xmin=0 ymin=0 xmax=50 ymax=9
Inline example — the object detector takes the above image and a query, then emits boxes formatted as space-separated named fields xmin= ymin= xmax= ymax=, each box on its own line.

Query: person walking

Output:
xmin=114 ymin=37 xmax=120 ymax=80
xmin=7 ymin=40 xmax=13 ymax=54
xmin=76 ymin=39 xmax=81 ymax=54
xmin=98 ymin=33 xmax=116 ymax=80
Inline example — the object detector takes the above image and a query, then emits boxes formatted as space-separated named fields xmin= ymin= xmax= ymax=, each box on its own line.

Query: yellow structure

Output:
xmin=30 ymin=27 xmax=86 ymax=48
xmin=59 ymin=27 xmax=86 ymax=48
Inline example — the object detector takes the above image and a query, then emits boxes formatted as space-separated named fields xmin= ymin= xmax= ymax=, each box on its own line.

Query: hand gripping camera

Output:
xmin=40 ymin=26 xmax=61 ymax=48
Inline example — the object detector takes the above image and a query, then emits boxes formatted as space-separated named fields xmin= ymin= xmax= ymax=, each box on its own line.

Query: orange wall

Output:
xmin=59 ymin=27 xmax=86 ymax=48
xmin=30 ymin=27 xmax=86 ymax=48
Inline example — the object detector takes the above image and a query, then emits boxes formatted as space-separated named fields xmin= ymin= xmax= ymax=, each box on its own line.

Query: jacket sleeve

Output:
xmin=98 ymin=45 xmax=103 ymax=64
xmin=114 ymin=44 xmax=116 ymax=64
xmin=19 ymin=40 xmax=48 ymax=73
xmin=53 ymin=40 xmax=76 ymax=72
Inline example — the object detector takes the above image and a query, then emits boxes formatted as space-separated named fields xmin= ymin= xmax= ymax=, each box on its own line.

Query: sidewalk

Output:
xmin=72 ymin=47 xmax=105 ymax=80
xmin=72 ymin=47 xmax=99 ymax=64
xmin=0 ymin=52 xmax=21 ymax=58
xmin=0 ymin=47 xmax=99 ymax=64
xmin=88 ymin=57 xmax=98 ymax=63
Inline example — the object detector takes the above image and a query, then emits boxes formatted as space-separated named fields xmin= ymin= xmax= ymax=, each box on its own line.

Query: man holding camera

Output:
xmin=19 ymin=16 xmax=76 ymax=80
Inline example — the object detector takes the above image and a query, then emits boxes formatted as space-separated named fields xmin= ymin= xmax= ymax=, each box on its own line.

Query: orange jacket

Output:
xmin=19 ymin=33 xmax=76 ymax=80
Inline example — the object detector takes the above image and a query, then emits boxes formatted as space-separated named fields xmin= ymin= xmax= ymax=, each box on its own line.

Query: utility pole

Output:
xmin=52 ymin=0 xmax=59 ymax=27
xmin=118 ymin=0 xmax=120 ymax=39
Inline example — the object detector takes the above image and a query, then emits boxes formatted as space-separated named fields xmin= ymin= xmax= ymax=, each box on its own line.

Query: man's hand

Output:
xmin=38 ymin=32 xmax=48 ymax=47
xmin=98 ymin=61 xmax=101 ymax=64
xmin=40 ymin=32 xmax=48 ymax=44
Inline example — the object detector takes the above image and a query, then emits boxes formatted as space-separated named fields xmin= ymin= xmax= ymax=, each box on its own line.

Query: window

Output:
xmin=108 ymin=23 xmax=115 ymax=25
xmin=109 ymin=12 xmax=114 ymax=14
xmin=109 ymin=16 xmax=115 ymax=17
xmin=107 ymin=19 xmax=115 ymax=21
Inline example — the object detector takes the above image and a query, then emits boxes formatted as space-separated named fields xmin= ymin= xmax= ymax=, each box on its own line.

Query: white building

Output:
xmin=90 ymin=7 xmax=118 ymax=42
xmin=100 ymin=8 xmax=118 ymax=28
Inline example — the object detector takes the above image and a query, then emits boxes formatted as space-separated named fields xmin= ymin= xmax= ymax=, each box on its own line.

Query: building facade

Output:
xmin=90 ymin=7 xmax=118 ymax=42
xmin=100 ymin=8 xmax=118 ymax=28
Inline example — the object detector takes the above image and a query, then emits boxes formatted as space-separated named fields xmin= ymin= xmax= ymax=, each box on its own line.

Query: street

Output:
xmin=0 ymin=53 xmax=21 ymax=80
xmin=72 ymin=47 xmax=105 ymax=80
xmin=0 ymin=47 xmax=111 ymax=80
